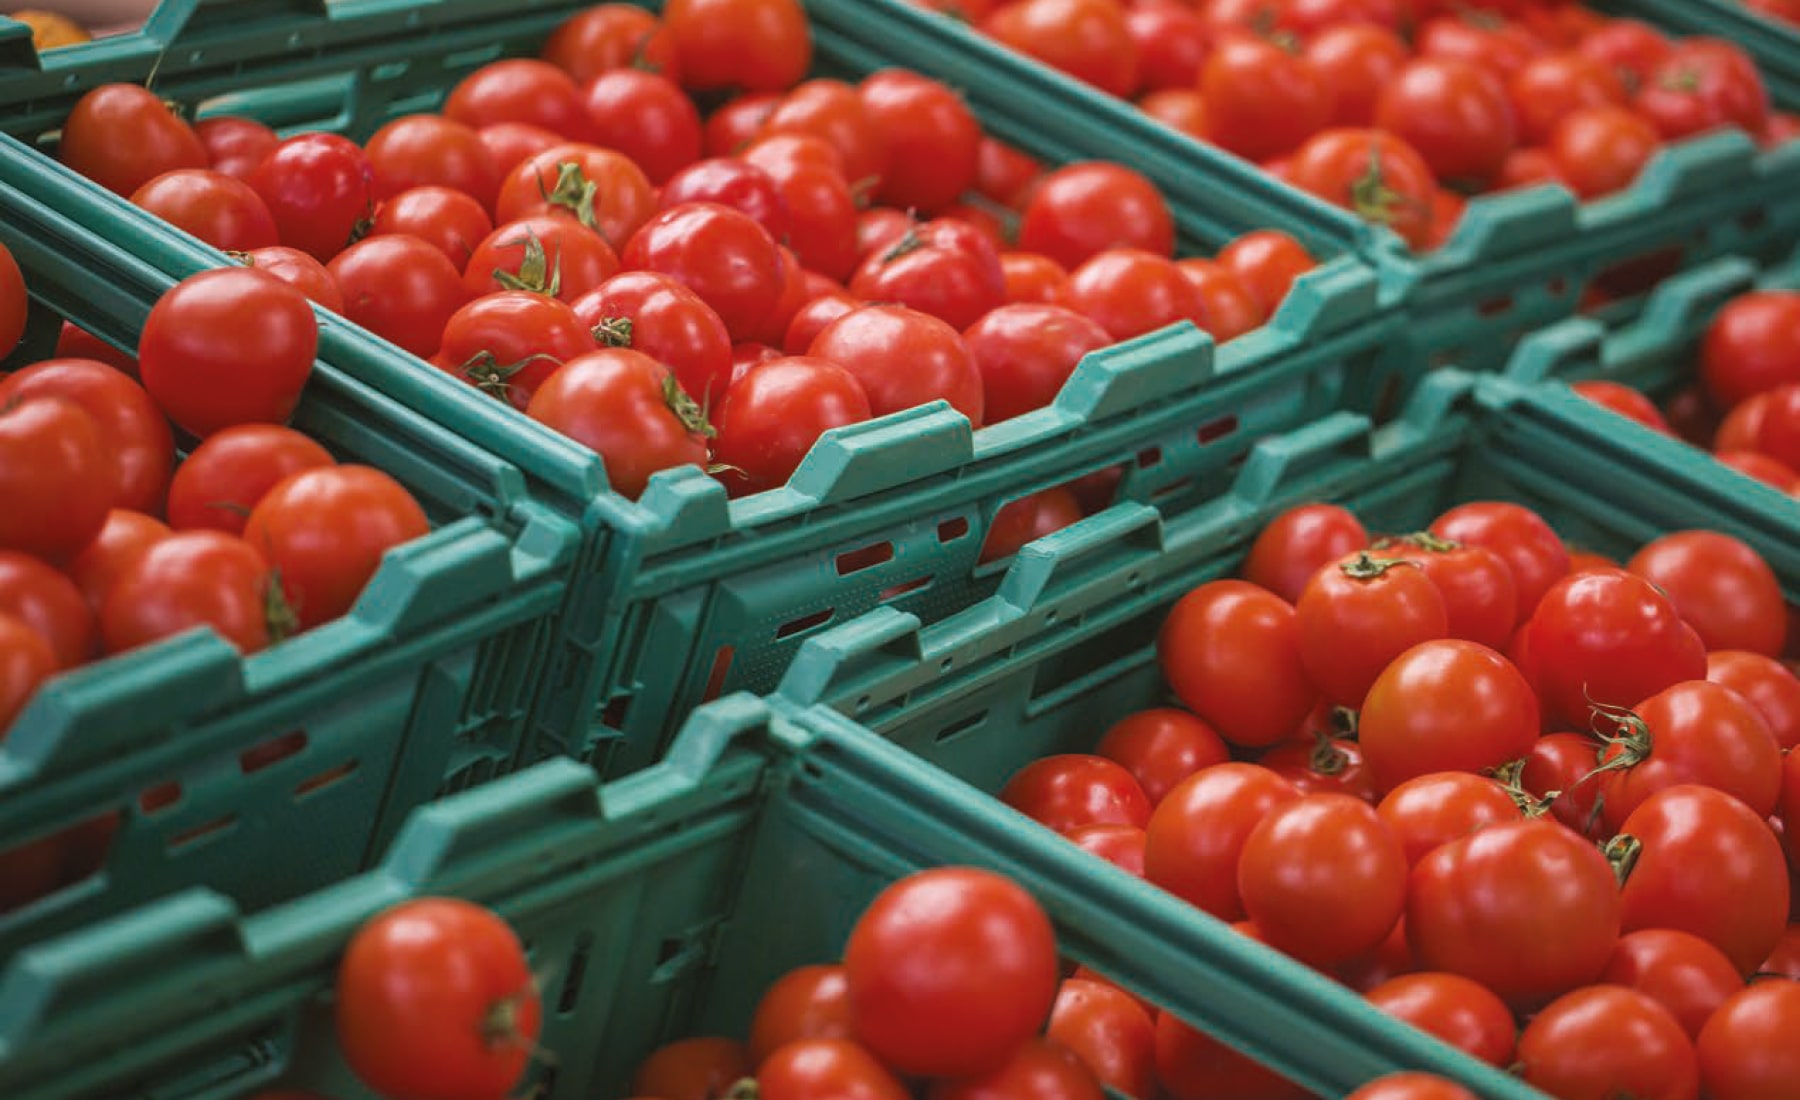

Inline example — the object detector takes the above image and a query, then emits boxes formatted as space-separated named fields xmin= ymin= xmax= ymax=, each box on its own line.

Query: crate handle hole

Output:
xmin=935 ymin=710 xmax=987 ymax=743
xmin=937 ymin=516 xmax=971 ymax=543
xmin=168 ymin=814 xmax=239 ymax=853
xmin=296 ymin=761 xmax=359 ymax=799
xmin=837 ymin=542 xmax=895 ymax=575
xmin=1197 ymin=414 xmax=1239 ymax=445
xmin=881 ymin=575 xmax=933 ymax=602
xmin=241 ymin=729 xmax=309 ymax=774
xmin=140 ymin=781 xmax=182 ymax=814
xmin=557 ymin=933 xmax=593 ymax=1016
xmin=775 ymin=608 xmax=835 ymax=641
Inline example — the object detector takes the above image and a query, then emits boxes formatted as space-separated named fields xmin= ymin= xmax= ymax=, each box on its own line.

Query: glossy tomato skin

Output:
xmin=465 ymin=215 xmax=621 ymax=302
xmin=1201 ymin=34 xmax=1329 ymax=164
xmin=139 ymin=268 xmax=318 ymax=438
xmin=1218 ymin=231 xmax=1316 ymax=319
xmin=363 ymin=114 xmax=500 ymax=212
xmin=849 ymin=217 xmax=1005 ymax=332
xmin=526 ymin=349 xmax=711 ymax=500
xmin=1153 ymin=1011 xmax=1309 ymax=1100
xmin=1177 ymin=258 xmax=1265 ymax=341
xmin=444 ymin=58 xmax=596 ymax=142
xmin=1520 ymin=731 xmax=1607 ymax=836
xmin=166 ymin=424 xmax=339 ymax=538
xmin=243 ymin=245 xmax=346 ymax=313
xmin=540 ymin=4 xmax=681 ymax=86
xmin=1364 ymin=972 xmax=1518 ymax=1066
xmin=845 ymin=867 xmax=1059 ymax=1079
xmin=1635 ymin=38 xmax=1768 ymax=141
xmin=335 ymin=898 xmax=540 ymax=1100
xmin=1378 ymin=536 xmax=1518 ymax=651
xmin=574 ymin=271 xmax=733 ymax=407
xmin=976 ymin=487 xmax=1085 ymax=564
xmin=1060 ymin=248 xmax=1200 ymax=342
xmin=748 ymin=965 xmax=853 ymax=1066
xmin=0 ymin=551 xmax=94 ymax=669
xmin=1601 ymin=928 xmax=1744 ymax=1039
xmin=985 ymin=0 xmax=1139 ymax=99
xmin=437 ymin=291 xmax=592 ymax=411
xmin=0 ymin=612 xmax=53 ymax=734
xmin=131 ymin=169 xmax=280 ymax=252
xmin=859 ymin=70 xmax=980 ymax=214
xmin=1160 ymin=581 xmax=1317 ymax=746
xmin=784 ymin=293 xmax=860 ymax=358
xmin=1000 ymin=754 xmax=1153 ymax=834
xmin=1144 ymin=763 xmax=1301 ymax=920
xmin=623 ymin=203 xmax=783 ymax=342
xmin=1548 ymin=104 xmax=1662 ymax=199
xmin=1618 ymin=784 xmax=1790 ymax=976
xmin=1046 ymin=979 xmax=1156 ymax=1098
xmin=99 ymin=532 xmax=274 ymax=656
xmin=759 ymin=77 xmax=887 ymax=188
xmin=664 ymin=0 xmax=810 ymax=93
xmin=1068 ymin=823 xmax=1147 ymax=878
xmin=1516 ymin=985 xmax=1698 ymax=1100
xmin=66 ymin=511 xmax=171 ymax=612
xmin=1345 ymin=1073 xmax=1480 ymax=1100
xmin=1525 ymin=570 xmax=1707 ymax=727
xmin=1696 ymin=979 xmax=1800 ymax=1099
xmin=963 ymin=302 xmax=1110 ymax=424
xmin=1289 ymin=129 xmax=1439 ymax=249
xmin=248 ymin=134 xmax=377 ymax=263
xmin=1237 ymin=793 xmax=1407 ymax=965
xmin=1571 ymin=379 xmax=1673 ymax=433
xmin=582 ymin=69 xmax=702 ymax=185
xmin=1376 ymin=58 xmax=1517 ymax=186
xmin=808 ymin=304 xmax=984 ymax=426
xmin=1701 ymin=290 xmax=1800 ymax=409
xmin=60 ymin=83 xmax=208 ymax=197
xmin=631 ymin=1037 xmax=752 ymax=1100
xmin=1708 ymin=649 xmax=1800 ymax=748
xmin=1376 ymin=772 xmax=1523 ymax=867
xmin=1627 ymin=530 xmax=1787 ymax=656
xmin=1596 ymin=679 xmax=1783 ymax=831
xmin=195 ymin=116 xmax=280 ymax=180
xmin=0 ymin=359 xmax=174 ymax=517
xmin=1306 ymin=24 xmax=1412 ymax=128
xmin=1018 ymin=163 xmax=1175 ymax=271
xmin=1408 ymin=818 xmax=1621 ymax=1009
xmin=1259 ymin=736 xmax=1376 ymax=802
xmin=926 ymin=1038 xmax=1106 ymax=1100
xmin=660 ymin=158 xmax=791 ymax=243
xmin=1242 ymin=503 xmax=1369 ymax=606
xmin=328 ymin=236 xmax=470 ymax=358
xmin=759 ymin=1038 xmax=910 ymax=1100
xmin=494 ymin=143 xmax=655 ymax=248
xmin=1297 ymin=552 xmax=1449 ymax=708
xmin=1429 ymin=501 xmax=1569 ymax=622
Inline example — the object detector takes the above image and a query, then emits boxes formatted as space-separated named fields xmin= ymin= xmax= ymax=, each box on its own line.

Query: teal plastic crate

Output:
xmin=0 ymin=693 xmax=1545 ymax=1100
xmin=0 ymin=163 xmax=580 ymax=963
xmin=0 ymin=0 xmax=1402 ymax=779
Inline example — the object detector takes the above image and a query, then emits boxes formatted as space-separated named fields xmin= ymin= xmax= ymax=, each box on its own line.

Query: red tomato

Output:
xmin=130 ymin=168 xmax=279 ymax=252
xmin=1408 ymin=818 xmax=1621 ymax=1009
xmin=1201 ymin=33 xmax=1329 ymax=163
xmin=0 ymin=242 xmax=24 ymax=360
xmin=1289 ymin=129 xmax=1439 ymax=249
xmin=784 ymin=293 xmax=861 ymax=357
xmin=748 ymin=965 xmax=853 ymax=1066
xmin=663 ymin=156 xmax=792 ymax=246
xmin=1094 ymin=710 xmax=1229 ymax=807
xmin=1519 ymin=731 xmax=1607 ymax=837
xmin=328 ymin=236 xmax=470 ymax=358
xmin=1618 ymin=784 xmax=1790 ymax=976
xmin=60 ymin=83 xmax=207 ymax=197
xmin=1160 ymin=581 xmax=1318 ymax=747
xmin=1376 ymin=534 xmax=1518 ymax=651
xmin=1429 ymin=501 xmax=1568 ymax=622
xmin=99 ymin=531 xmax=275 ymax=655
xmin=1047 ymin=979 xmax=1156 ymax=1098
xmin=631 ymin=1038 xmax=752 ymax=1100
xmin=808 ymin=303 xmax=984 ymax=425
xmin=1496 ymin=145 xmax=1567 ymax=191
xmin=1127 ymin=3 xmax=1208 ymax=92
xmin=1509 ymin=52 xmax=1628 ymax=147
xmin=1001 ymin=754 xmax=1154 ymax=835
xmin=962 ymin=303 xmax=1110 ymax=423
xmin=1707 ymin=649 xmax=1800 ymax=749
xmin=1517 ymin=985 xmax=1698 ymax=1100
xmin=243 ymin=466 xmax=428 ymax=632
xmin=476 ymin=122 xmax=567 ymax=178
xmin=1715 ymin=391 xmax=1771 ymax=451
xmin=704 ymin=92 xmax=781 ymax=158
xmin=1140 ymin=88 xmax=1209 ymax=140
xmin=1068 ymin=823 xmax=1147 ymax=877
xmin=1296 ymin=551 xmax=1449 ymax=708
xmin=845 ymin=867 xmax=1059 ymax=1079
xmin=986 ymin=0 xmax=1140 ymax=98
xmin=1176 ymin=258 xmax=1265 ymax=341
xmin=1416 ymin=14 xmax=1545 ymax=80
xmin=927 ymin=1038 xmax=1106 ymax=1100
xmin=1241 ymin=503 xmax=1369 ymax=605
xmin=247 ymin=134 xmax=377 ymax=263
xmin=1238 ymin=793 xmax=1406 ymax=964
xmin=66 ymin=510 xmax=170 ymax=611
xmin=760 ymin=1039 xmax=910 ymax=1100
xmin=1578 ymin=19 xmax=1673 ymax=94
xmin=494 ymin=143 xmax=655 ymax=248
xmin=540 ymin=4 xmax=681 ymax=85
xmin=194 ymin=115 xmax=280 ymax=181
xmin=759 ymin=78 xmax=886 ymax=187
xmin=335 ymin=899 xmax=539 ymax=1100
xmin=0 ymin=551 xmax=92 ymax=669
xmin=1545 ymin=104 xmax=1661 ymax=200
xmin=1018 ymin=163 xmax=1176 ymax=270
xmin=579 ymin=69 xmax=701 ymax=187
xmin=0 ymin=359 xmax=173 ymax=517
xmin=1306 ymin=24 xmax=1412 ymax=128
xmin=1345 ymin=1074 xmax=1479 ymax=1100
xmin=1701 ymin=290 xmax=1800 ymax=410
xmin=527 ymin=349 xmax=712 ymax=500
xmin=0 ymin=612 xmax=53 ymax=734
xmin=850 ymin=217 xmax=1005 ymax=332
xmin=364 ymin=114 xmax=499 ymax=212
xmin=622 ymin=203 xmax=782 ymax=341
xmin=574 ymin=271 xmax=733 ymax=407
xmin=975 ymin=137 xmax=1042 ymax=206
xmin=435 ymin=291 xmax=590 ymax=410
xmin=976 ymin=487 xmax=1086 ymax=564
xmin=664 ymin=0 xmax=810 ymax=93
xmin=1601 ymin=929 xmax=1745 ymax=1040
xmin=1153 ymin=1011 xmax=1310 ymax=1100
xmin=741 ymin=151 xmax=860 ymax=282
xmin=166 ymin=425 xmax=336 ymax=537
xmin=465 ymin=215 xmax=621 ymax=302
xmin=137 ymin=268 xmax=318 ymax=438
xmin=1365 ymin=972 xmax=1517 ymax=1066
xmin=444 ymin=58 xmax=595 ymax=142
xmin=1526 ymin=570 xmax=1710 ymax=725
xmin=1696 ymin=980 xmax=1800 ymax=1099
xmin=1629 ymin=531 xmax=1786 ymax=656
xmin=1218 ymin=231 xmax=1317 ymax=319
xmin=242 ymin=245 xmax=346 ymax=313
xmin=1715 ymin=449 xmax=1800 ymax=489
xmin=1635 ymin=39 xmax=1769 ymax=141
xmin=855 ymin=71 xmax=979 ymax=216
xmin=1755 ymin=384 xmax=1800 ymax=470
xmin=1260 ymin=735 xmax=1376 ymax=802
xmin=1376 ymin=57 xmax=1517 ymax=187
xmin=1595 ymin=678 xmax=1782 ymax=833
xmin=1571 ymin=379 xmax=1673 ymax=433
xmin=1144 ymin=763 xmax=1301 ymax=920
xmin=1375 ymin=771 xmax=1523 ymax=867
xmin=1061 ymin=248 xmax=1201 ymax=342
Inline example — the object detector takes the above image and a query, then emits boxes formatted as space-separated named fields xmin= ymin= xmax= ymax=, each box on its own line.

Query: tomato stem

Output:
xmin=1307 ymin=730 xmax=1349 ymax=776
xmin=725 ymin=1079 xmax=760 ymax=1100
xmin=1488 ymin=758 xmax=1557 ymax=818
xmin=593 ymin=316 xmax=635 ymax=348
xmin=457 ymin=350 xmax=562 ymax=400
xmin=881 ymin=228 xmax=925 ymax=265
xmin=1603 ymin=833 xmax=1642 ymax=887
xmin=1373 ymin=531 xmax=1460 ymax=554
xmin=264 ymin=568 xmax=300 ymax=645
xmin=662 ymin=375 xmax=717 ymax=440
xmin=494 ymin=229 xmax=564 ymax=298
xmin=1336 ymin=551 xmax=1416 ymax=581
xmin=538 ymin=160 xmax=601 ymax=231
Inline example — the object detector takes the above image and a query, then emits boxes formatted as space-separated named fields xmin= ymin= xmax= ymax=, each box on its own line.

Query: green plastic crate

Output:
xmin=0 ymin=693 xmax=1545 ymax=1100
xmin=0 ymin=161 xmax=580 ymax=963
xmin=0 ymin=0 xmax=1403 ymax=779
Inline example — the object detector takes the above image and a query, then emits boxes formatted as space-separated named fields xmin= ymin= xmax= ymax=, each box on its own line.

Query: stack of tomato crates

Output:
xmin=0 ymin=0 xmax=1796 ymax=1097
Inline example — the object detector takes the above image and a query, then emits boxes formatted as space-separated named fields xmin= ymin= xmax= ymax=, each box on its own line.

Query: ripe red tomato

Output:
xmin=0 ymin=551 xmax=93 ymax=669
xmin=1241 ymin=503 xmax=1369 ymax=606
xmin=1416 ymin=14 xmax=1545 ymax=80
xmin=60 ymin=83 xmax=208 ymax=197
xmin=660 ymin=157 xmax=792 ymax=243
xmin=1017 ymin=163 xmax=1176 ymax=270
xmin=664 ymin=0 xmax=810 ymax=93
xmin=328 ymin=236 xmax=469 ymax=358
xmin=759 ymin=1038 xmax=910 ymax=1100
xmin=1618 ymin=784 xmax=1790 ymax=976
xmin=1595 ymin=679 xmax=1782 ymax=831
xmin=1549 ymin=102 xmax=1663 ymax=200
xmin=745 ymin=153 xmax=861 ymax=283
xmin=1144 ymin=763 xmax=1301 ymax=920
xmin=1571 ymin=380 xmax=1673 ymax=433
xmin=1601 ymin=929 xmax=1744 ymax=1040
xmin=1715 ymin=449 xmax=1800 ymax=489
xmin=0 ymin=358 xmax=174 ymax=517
xmin=0 ymin=612 xmax=54 ymax=734
xmin=194 ymin=115 xmax=280 ymax=181
xmin=464 ymin=215 xmax=620 ymax=302
xmin=1509 ymin=52 xmax=1629 ymax=147
xmin=573 ymin=271 xmax=733 ymax=406
xmin=248 ymin=133 xmax=377 ymax=263
xmin=437 ymin=291 xmax=592 ymax=410
xmin=1345 ymin=1074 xmax=1479 ymax=1100
xmin=1297 ymin=552 xmax=1449 ymax=708
xmin=858 ymin=70 xmax=980 ymax=214
xmin=494 ymin=143 xmax=655 ymax=248
xmin=364 ymin=114 xmax=500 ymax=212
xmin=1001 ymin=754 xmax=1154 ymax=834
xmin=242 ymin=245 xmax=346 ymax=313
xmin=1238 ymin=793 xmax=1406 ymax=965
xmin=784 ymin=293 xmax=860 ymax=357
xmin=526 ymin=348 xmax=712 ymax=500
xmin=1365 ymin=972 xmax=1517 ymax=1066
xmin=1376 ymin=534 xmax=1518 ymax=650
xmin=1305 ymin=24 xmax=1412 ymax=128
xmin=1754 ymin=384 xmax=1800 ymax=470
xmin=808 ymin=303 xmax=984 ymax=425
xmin=1526 ymin=570 xmax=1708 ymax=726
xmin=1408 ymin=818 xmax=1621 ymax=1009
xmin=1715 ymin=390 xmax=1772 ymax=451
xmin=1428 ymin=502 xmax=1568 ymax=620
xmin=1068 ymin=823 xmax=1147 ymax=877
xmin=1517 ymin=985 xmax=1698 ymax=1100
xmin=1375 ymin=771 xmax=1523 ymax=867
xmin=138 ymin=268 xmax=318 ymax=438
xmin=1578 ymin=19 xmax=1674 ymax=94
xmin=1140 ymin=88 xmax=1209 ymax=140
xmin=631 ymin=1037 xmax=752 ymax=1100
xmin=962 ymin=302 xmax=1110 ymax=423
xmin=335 ymin=898 xmax=539 ymax=1100
xmin=622 ymin=203 xmax=783 ymax=341
xmin=1497 ymin=146 xmax=1567 ymax=191
xmin=1519 ymin=731 xmax=1607 ymax=837
xmin=1000 ymin=253 xmax=1069 ymax=307
xmin=976 ymin=486 xmax=1086 ymax=564
xmin=985 ymin=0 xmax=1140 ymax=99
xmin=1702 ymin=290 xmax=1800 ymax=410
xmin=845 ymin=867 xmax=1059 ymax=1079
xmin=1260 ymin=735 xmax=1376 ymax=802
xmin=760 ymin=77 xmax=887 ymax=188
xmin=1377 ymin=58 xmax=1517 ymax=186
xmin=540 ymin=4 xmax=681 ymax=85
xmin=1153 ymin=1011 xmax=1309 ymax=1100
xmin=926 ymin=1038 xmax=1106 ymax=1100
xmin=1047 ymin=979 xmax=1156 ymax=1098
xmin=1127 ymin=3 xmax=1208 ymax=92
xmin=1635 ymin=39 xmax=1769 ymax=141
xmin=66 ymin=510 xmax=171 ymax=611
xmin=1176 ymin=259 xmax=1265 ymax=341
xmin=130 ymin=168 xmax=280 ymax=252
xmin=1707 ymin=649 xmax=1800 ymax=749
xmin=1627 ymin=531 xmax=1786 ymax=655
xmin=1060 ymin=248 xmax=1201 ymax=341
xmin=1696 ymin=980 xmax=1800 ymax=1099
xmin=1159 ymin=581 xmax=1318 ymax=747
xmin=166 ymin=425 xmax=336 ymax=537
xmin=748 ymin=965 xmax=853 ymax=1066
xmin=477 ymin=122 xmax=565 ymax=179
xmin=576 ymin=69 xmax=700 ymax=187
xmin=99 ymin=531 xmax=275 ymax=655
xmin=850 ymin=217 xmax=1005 ymax=331
xmin=1217 ymin=232 xmax=1317 ymax=319
xmin=444 ymin=58 xmax=595 ymax=142
xmin=1201 ymin=34 xmax=1329 ymax=163
xmin=1288 ymin=129 xmax=1439 ymax=249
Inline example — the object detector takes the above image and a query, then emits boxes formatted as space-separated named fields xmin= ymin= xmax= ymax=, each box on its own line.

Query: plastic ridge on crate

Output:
xmin=0 ymin=0 xmax=1406 ymax=780
xmin=0 ymin=693 xmax=1549 ymax=1100
xmin=0 ymin=170 xmax=582 ymax=962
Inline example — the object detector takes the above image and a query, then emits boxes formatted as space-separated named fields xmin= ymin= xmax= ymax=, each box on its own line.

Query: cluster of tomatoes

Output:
xmin=52 ymin=0 xmax=1316 ymax=503
xmin=988 ymin=497 xmax=1800 ymax=1098
xmin=1571 ymin=287 xmax=1800 ymax=496
xmin=912 ymin=0 xmax=1793 ymax=249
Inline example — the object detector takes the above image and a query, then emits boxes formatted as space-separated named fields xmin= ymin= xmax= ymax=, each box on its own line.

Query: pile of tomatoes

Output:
xmin=1570 ymin=285 xmax=1800 ymax=496
xmin=913 ymin=0 xmax=1795 ymax=249
xmin=982 ymin=495 xmax=1800 ymax=1098
xmin=51 ymin=0 xmax=1318 ymax=505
